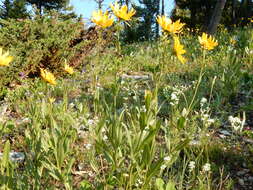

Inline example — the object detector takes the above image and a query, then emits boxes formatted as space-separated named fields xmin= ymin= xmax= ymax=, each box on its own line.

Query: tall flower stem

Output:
xmin=187 ymin=50 xmax=206 ymax=115
xmin=115 ymin=21 xmax=122 ymax=54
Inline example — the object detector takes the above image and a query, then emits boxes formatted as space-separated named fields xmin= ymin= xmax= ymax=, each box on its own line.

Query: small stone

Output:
xmin=121 ymin=74 xmax=151 ymax=81
xmin=78 ymin=163 xmax=85 ymax=171
xmin=219 ymin=134 xmax=226 ymax=139
xmin=0 ymin=152 xmax=25 ymax=163
xmin=237 ymin=171 xmax=245 ymax=176
xmin=237 ymin=170 xmax=248 ymax=176
xmin=219 ymin=130 xmax=231 ymax=136
xmin=248 ymin=176 xmax=253 ymax=182
xmin=238 ymin=178 xmax=245 ymax=186
xmin=243 ymin=138 xmax=253 ymax=144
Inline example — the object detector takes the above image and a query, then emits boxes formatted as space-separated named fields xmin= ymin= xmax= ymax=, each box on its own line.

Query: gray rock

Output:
xmin=219 ymin=130 xmax=231 ymax=136
xmin=243 ymin=138 xmax=253 ymax=144
xmin=238 ymin=178 xmax=245 ymax=186
xmin=78 ymin=163 xmax=85 ymax=171
xmin=0 ymin=152 xmax=25 ymax=163
xmin=121 ymin=74 xmax=151 ymax=81
xmin=237 ymin=169 xmax=249 ymax=176
xmin=248 ymin=176 xmax=253 ymax=182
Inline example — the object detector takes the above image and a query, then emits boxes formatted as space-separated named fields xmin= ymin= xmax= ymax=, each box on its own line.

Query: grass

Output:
xmin=0 ymin=25 xmax=253 ymax=190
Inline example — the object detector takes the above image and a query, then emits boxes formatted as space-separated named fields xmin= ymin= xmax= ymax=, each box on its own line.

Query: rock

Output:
xmin=219 ymin=134 xmax=226 ymax=139
xmin=16 ymin=117 xmax=31 ymax=125
xmin=219 ymin=130 xmax=231 ymax=136
xmin=237 ymin=169 xmax=249 ymax=176
xmin=248 ymin=176 xmax=253 ymax=182
xmin=0 ymin=152 xmax=25 ymax=163
xmin=78 ymin=163 xmax=85 ymax=171
xmin=238 ymin=178 xmax=245 ymax=186
xmin=120 ymin=74 xmax=151 ymax=81
xmin=243 ymin=138 xmax=253 ymax=144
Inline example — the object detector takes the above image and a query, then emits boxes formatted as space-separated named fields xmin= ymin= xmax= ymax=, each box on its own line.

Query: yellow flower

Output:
xmin=110 ymin=2 xmax=136 ymax=21
xmin=157 ymin=15 xmax=172 ymax=31
xmin=168 ymin=19 xmax=185 ymax=34
xmin=157 ymin=15 xmax=185 ymax=34
xmin=173 ymin=36 xmax=187 ymax=64
xmin=198 ymin=33 xmax=218 ymax=50
xmin=91 ymin=10 xmax=114 ymax=28
xmin=40 ymin=68 xmax=57 ymax=85
xmin=230 ymin=38 xmax=236 ymax=45
xmin=49 ymin=97 xmax=55 ymax=104
xmin=64 ymin=63 xmax=74 ymax=74
xmin=0 ymin=47 xmax=13 ymax=66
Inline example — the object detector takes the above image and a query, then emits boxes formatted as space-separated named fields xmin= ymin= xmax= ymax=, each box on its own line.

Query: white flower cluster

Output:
xmin=202 ymin=163 xmax=211 ymax=172
xmin=163 ymin=84 xmax=191 ymax=106
xmin=228 ymin=114 xmax=245 ymax=132
xmin=188 ymin=161 xmax=196 ymax=172
xmin=199 ymin=97 xmax=215 ymax=127
xmin=135 ymin=179 xmax=143 ymax=187
xmin=160 ymin=155 xmax=172 ymax=170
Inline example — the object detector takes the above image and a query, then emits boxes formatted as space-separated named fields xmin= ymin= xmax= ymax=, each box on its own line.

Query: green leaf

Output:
xmin=146 ymin=158 xmax=163 ymax=181
xmin=80 ymin=180 xmax=93 ymax=190
xmin=3 ymin=140 xmax=10 ymax=168
xmin=66 ymin=157 xmax=75 ymax=174
xmin=177 ymin=116 xmax=186 ymax=129
xmin=165 ymin=180 xmax=176 ymax=190
xmin=155 ymin=178 xmax=165 ymax=190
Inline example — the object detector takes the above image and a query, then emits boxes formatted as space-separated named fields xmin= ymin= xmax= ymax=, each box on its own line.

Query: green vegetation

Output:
xmin=0 ymin=3 xmax=253 ymax=190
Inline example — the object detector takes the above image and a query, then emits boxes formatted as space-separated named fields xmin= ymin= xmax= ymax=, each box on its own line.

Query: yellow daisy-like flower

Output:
xmin=110 ymin=2 xmax=136 ymax=21
xmin=157 ymin=15 xmax=185 ymax=34
xmin=168 ymin=19 xmax=185 ymax=34
xmin=173 ymin=36 xmax=187 ymax=64
xmin=0 ymin=47 xmax=13 ymax=66
xmin=91 ymin=10 xmax=114 ymax=28
xmin=40 ymin=68 xmax=57 ymax=85
xmin=157 ymin=15 xmax=172 ymax=31
xmin=198 ymin=33 xmax=218 ymax=50
xmin=64 ymin=63 xmax=74 ymax=74
xmin=230 ymin=38 xmax=236 ymax=46
xmin=49 ymin=97 xmax=55 ymax=104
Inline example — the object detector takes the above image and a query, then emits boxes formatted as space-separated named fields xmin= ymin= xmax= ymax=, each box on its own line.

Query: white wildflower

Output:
xmin=189 ymin=161 xmax=196 ymax=172
xmin=84 ymin=143 xmax=92 ymax=150
xmin=103 ymin=135 xmax=108 ymax=141
xmin=200 ymin=97 xmax=207 ymax=106
xmin=189 ymin=140 xmax=200 ymax=146
xmin=164 ymin=156 xmax=171 ymax=162
xmin=202 ymin=163 xmax=211 ymax=172
xmin=228 ymin=113 xmax=245 ymax=132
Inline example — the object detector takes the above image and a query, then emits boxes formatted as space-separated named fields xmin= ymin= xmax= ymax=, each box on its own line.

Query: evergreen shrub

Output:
xmin=0 ymin=12 xmax=86 ymax=89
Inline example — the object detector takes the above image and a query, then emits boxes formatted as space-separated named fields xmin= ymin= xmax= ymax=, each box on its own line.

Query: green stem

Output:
xmin=187 ymin=50 xmax=206 ymax=115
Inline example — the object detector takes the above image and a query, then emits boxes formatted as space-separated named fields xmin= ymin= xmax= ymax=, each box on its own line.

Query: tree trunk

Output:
xmin=38 ymin=2 xmax=42 ymax=16
xmin=161 ymin=0 xmax=164 ymax=15
xmin=190 ymin=4 xmax=196 ymax=28
xmin=95 ymin=0 xmax=103 ymax=9
xmin=156 ymin=0 xmax=160 ymax=38
xmin=125 ymin=0 xmax=129 ymax=7
xmin=232 ymin=0 xmax=236 ymax=25
xmin=207 ymin=0 xmax=227 ymax=35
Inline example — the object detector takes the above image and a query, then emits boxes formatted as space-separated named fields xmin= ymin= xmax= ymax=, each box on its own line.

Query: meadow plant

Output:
xmin=0 ymin=5 xmax=252 ymax=190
